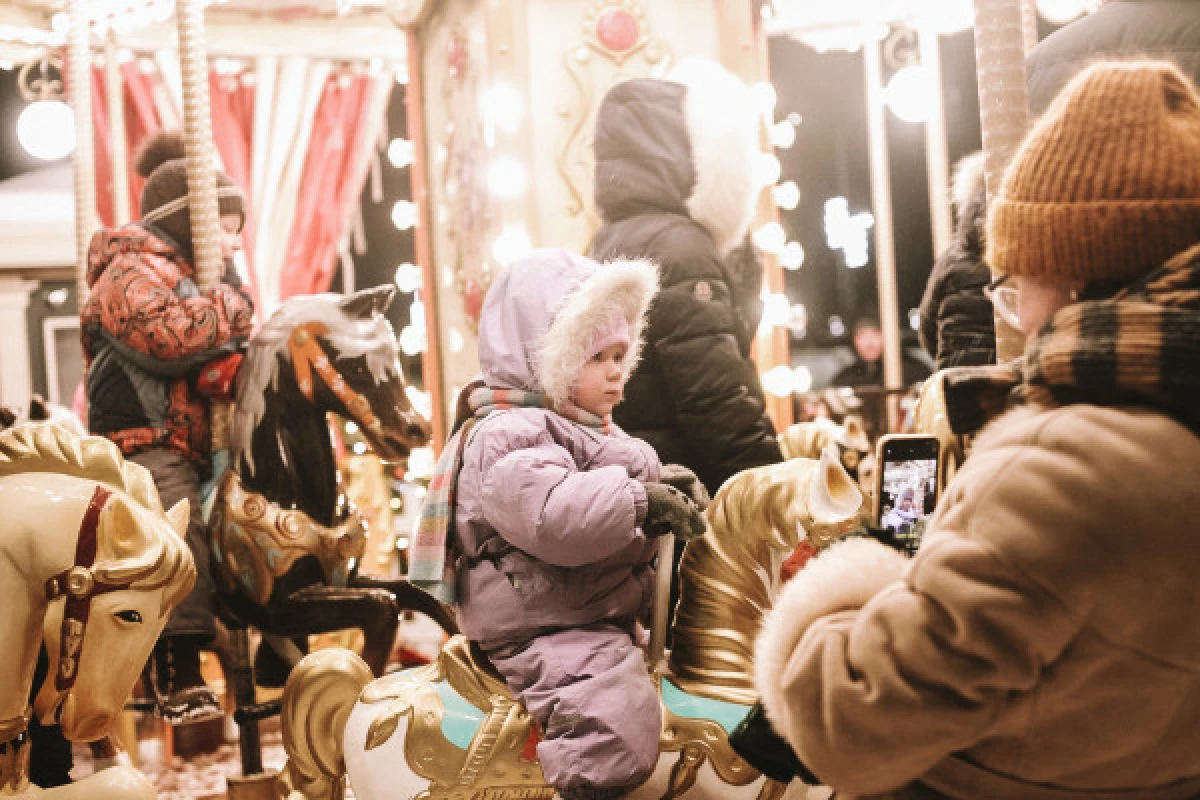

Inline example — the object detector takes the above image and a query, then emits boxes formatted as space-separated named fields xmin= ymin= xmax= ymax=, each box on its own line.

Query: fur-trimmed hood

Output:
xmin=951 ymin=151 xmax=987 ymax=257
xmin=477 ymin=249 xmax=658 ymax=408
xmin=593 ymin=59 xmax=760 ymax=256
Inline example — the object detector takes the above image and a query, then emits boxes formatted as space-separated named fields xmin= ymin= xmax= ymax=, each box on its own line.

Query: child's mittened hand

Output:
xmin=658 ymin=464 xmax=711 ymax=510
xmin=643 ymin=482 xmax=708 ymax=542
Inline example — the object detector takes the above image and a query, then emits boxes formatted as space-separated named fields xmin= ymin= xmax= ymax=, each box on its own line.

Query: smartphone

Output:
xmin=875 ymin=434 xmax=941 ymax=555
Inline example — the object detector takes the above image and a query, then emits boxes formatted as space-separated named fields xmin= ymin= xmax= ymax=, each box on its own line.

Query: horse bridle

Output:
xmin=289 ymin=322 xmax=383 ymax=435
xmin=43 ymin=485 xmax=129 ymax=692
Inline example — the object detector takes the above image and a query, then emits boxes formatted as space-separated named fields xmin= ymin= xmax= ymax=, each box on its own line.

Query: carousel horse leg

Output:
xmin=350 ymin=575 xmax=460 ymax=635
xmin=265 ymin=587 xmax=400 ymax=676
xmin=228 ymin=625 xmax=265 ymax=776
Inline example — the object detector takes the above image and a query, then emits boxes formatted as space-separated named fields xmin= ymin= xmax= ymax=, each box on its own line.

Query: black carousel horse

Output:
xmin=208 ymin=285 xmax=456 ymax=771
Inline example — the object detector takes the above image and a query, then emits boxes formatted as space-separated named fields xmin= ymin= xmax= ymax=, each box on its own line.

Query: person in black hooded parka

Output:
xmin=590 ymin=60 xmax=783 ymax=498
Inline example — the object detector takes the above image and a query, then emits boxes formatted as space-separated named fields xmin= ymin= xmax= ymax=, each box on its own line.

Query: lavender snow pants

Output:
xmin=490 ymin=625 xmax=661 ymax=800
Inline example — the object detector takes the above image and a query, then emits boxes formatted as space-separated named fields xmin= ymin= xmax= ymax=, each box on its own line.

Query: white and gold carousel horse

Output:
xmin=0 ymin=424 xmax=196 ymax=799
xmin=274 ymin=448 xmax=863 ymax=800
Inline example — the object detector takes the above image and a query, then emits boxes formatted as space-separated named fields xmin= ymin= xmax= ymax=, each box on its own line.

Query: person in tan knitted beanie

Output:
xmin=748 ymin=61 xmax=1200 ymax=799
xmin=987 ymin=59 xmax=1200 ymax=336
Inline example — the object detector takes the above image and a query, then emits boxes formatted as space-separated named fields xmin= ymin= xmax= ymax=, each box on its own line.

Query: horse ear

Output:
xmin=166 ymin=499 xmax=190 ymax=539
xmin=808 ymin=446 xmax=863 ymax=525
xmin=339 ymin=286 xmax=397 ymax=319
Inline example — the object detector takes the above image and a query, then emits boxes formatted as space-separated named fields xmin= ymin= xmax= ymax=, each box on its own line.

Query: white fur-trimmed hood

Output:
xmin=476 ymin=250 xmax=658 ymax=408
xmin=754 ymin=536 xmax=908 ymax=734
xmin=538 ymin=258 xmax=658 ymax=408
xmin=669 ymin=58 xmax=761 ymax=256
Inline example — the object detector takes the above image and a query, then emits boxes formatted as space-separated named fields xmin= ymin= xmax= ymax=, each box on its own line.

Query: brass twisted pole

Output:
xmin=972 ymin=0 xmax=1032 ymax=361
xmin=174 ymin=0 xmax=223 ymax=292
xmin=67 ymin=0 xmax=96 ymax=304
xmin=174 ymin=0 xmax=230 ymax=449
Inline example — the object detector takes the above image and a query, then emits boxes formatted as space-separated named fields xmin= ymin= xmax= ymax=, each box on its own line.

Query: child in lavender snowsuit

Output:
xmin=451 ymin=250 xmax=707 ymax=799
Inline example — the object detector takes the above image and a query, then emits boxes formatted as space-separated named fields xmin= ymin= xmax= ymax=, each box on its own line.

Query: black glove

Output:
xmin=729 ymin=701 xmax=820 ymax=785
xmin=658 ymin=464 xmax=711 ymax=511
xmin=642 ymin=482 xmax=707 ymax=542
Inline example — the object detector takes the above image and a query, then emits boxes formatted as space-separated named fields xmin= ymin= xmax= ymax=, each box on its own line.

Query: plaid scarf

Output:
xmin=408 ymin=385 xmax=610 ymax=604
xmin=944 ymin=244 xmax=1200 ymax=436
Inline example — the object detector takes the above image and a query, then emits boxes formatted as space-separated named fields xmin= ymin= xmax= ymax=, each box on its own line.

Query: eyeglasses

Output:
xmin=984 ymin=274 xmax=1021 ymax=330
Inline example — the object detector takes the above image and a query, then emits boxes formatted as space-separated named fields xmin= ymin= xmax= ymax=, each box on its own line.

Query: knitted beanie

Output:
xmin=987 ymin=61 xmax=1200 ymax=284
xmin=584 ymin=311 xmax=631 ymax=360
xmin=135 ymin=131 xmax=245 ymax=256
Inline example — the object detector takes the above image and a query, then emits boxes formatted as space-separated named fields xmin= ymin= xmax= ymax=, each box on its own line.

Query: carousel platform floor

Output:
xmin=70 ymin=722 xmax=303 ymax=800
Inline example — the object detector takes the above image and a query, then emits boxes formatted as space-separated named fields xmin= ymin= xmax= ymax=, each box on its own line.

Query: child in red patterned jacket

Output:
xmin=80 ymin=130 xmax=253 ymax=721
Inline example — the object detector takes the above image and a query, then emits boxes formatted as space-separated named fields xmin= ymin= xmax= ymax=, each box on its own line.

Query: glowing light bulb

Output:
xmin=400 ymin=325 xmax=426 ymax=356
xmin=772 ymin=181 xmax=800 ymax=211
xmin=482 ymin=82 xmax=523 ymax=134
xmin=756 ymin=153 xmax=782 ymax=187
xmin=770 ymin=119 xmax=796 ymax=149
xmin=492 ymin=225 xmax=532 ymax=267
xmin=488 ymin=158 xmax=528 ymax=198
xmin=780 ymin=241 xmax=806 ymax=270
xmin=391 ymin=200 xmax=419 ymax=231
xmin=393 ymin=262 xmax=422 ymax=293
xmin=1037 ymin=0 xmax=1088 ymax=24
xmin=408 ymin=447 xmax=436 ymax=479
xmin=760 ymin=292 xmax=792 ymax=329
xmin=750 ymin=81 xmax=777 ymax=118
xmin=388 ymin=138 xmax=415 ymax=168
xmin=753 ymin=222 xmax=787 ymax=255
xmin=762 ymin=365 xmax=796 ymax=398
xmin=885 ymin=65 xmax=936 ymax=124
xmin=17 ymin=101 xmax=75 ymax=161
xmin=793 ymin=366 xmax=813 ymax=394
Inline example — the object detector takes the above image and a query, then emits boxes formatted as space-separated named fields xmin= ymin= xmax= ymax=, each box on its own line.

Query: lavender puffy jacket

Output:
xmin=453 ymin=251 xmax=662 ymax=650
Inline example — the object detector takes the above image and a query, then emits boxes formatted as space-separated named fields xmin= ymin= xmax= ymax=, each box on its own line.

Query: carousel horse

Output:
xmin=0 ymin=424 xmax=196 ymax=799
xmin=209 ymin=285 xmax=456 ymax=690
xmin=275 ymin=447 xmax=864 ymax=800
xmin=911 ymin=370 xmax=968 ymax=493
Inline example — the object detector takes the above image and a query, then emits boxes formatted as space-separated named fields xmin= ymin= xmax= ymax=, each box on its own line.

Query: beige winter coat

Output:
xmin=756 ymin=403 xmax=1200 ymax=799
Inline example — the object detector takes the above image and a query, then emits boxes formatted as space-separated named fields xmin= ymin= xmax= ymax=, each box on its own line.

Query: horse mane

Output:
xmin=231 ymin=293 xmax=399 ymax=475
xmin=0 ymin=424 xmax=193 ymax=604
xmin=0 ymin=424 xmax=162 ymax=513
xmin=668 ymin=454 xmax=861 ymax=705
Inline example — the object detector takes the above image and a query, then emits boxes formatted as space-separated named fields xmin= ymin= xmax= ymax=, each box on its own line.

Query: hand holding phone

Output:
xmin=875 ymin=434 xmax=940 ymax=555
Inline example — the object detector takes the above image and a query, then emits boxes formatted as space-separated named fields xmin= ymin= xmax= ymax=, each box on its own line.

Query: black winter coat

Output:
xmin=1026 ymin=0 xmax=1200 ymax=115
xmin=590 ymin=78 xmax=782 ymax=495
xmin=918 ymin=176 xmax=997 ymax=370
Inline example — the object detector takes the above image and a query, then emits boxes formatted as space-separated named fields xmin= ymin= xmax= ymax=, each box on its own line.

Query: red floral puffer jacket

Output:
xmin=80 ymin=224 xmax=254 ymax=471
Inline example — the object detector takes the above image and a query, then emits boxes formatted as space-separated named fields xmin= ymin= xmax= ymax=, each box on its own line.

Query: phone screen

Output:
xmin=877 ymin=437 xmax=940 ymax=555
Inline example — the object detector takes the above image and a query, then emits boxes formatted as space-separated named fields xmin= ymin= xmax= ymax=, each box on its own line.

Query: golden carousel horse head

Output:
xmin=0 ymin=423 xmax=194 ymax=778
xmin=274 ymin=449 xmax=864 ymax=800
xmin=911 ymin=370 xmax=970 ymax=492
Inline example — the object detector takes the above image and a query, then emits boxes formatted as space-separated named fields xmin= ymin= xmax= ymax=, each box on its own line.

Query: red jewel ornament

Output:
xmin=464 ymin=279 xmax=484 ymax=325
xmin=596 ymin=9 xmax=639 ymax=53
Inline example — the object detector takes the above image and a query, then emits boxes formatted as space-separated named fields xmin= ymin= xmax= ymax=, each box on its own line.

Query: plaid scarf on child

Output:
xmin=408 ymin=385 xmax=610 ymax=604
xmin=943 ymin=244 xmax=1200 ymax=436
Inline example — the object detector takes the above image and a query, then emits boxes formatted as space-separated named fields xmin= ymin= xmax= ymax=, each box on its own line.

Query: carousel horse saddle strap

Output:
xmin=43 ymin=485 xmax=127 ymax=691
xmin=211 ymin=471 xmax=367 ymax=606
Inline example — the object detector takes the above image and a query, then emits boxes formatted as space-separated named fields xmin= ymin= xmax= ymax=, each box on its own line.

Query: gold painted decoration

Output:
xmin=670 ymin=455 xmax=864 ymax=704
xmin=0 ymin=711 xmax=30 ymax=795
xmin=209 ymin=470 xmax=367 ymax=605
xmin=911 ymin=371 xmax=968 ymax=492
xmin=557 ymin=0 xmax=672 ymax=228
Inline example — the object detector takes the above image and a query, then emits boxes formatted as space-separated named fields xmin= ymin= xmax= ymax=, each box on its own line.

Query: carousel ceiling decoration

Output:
xmin=0 ymin=0 xmax=417 ymax=62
